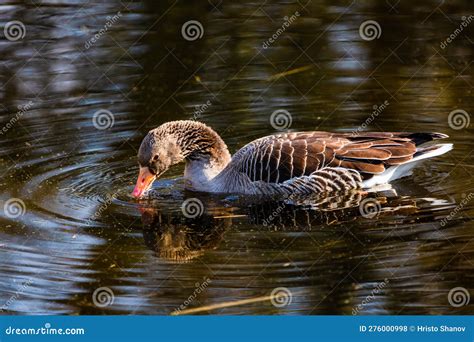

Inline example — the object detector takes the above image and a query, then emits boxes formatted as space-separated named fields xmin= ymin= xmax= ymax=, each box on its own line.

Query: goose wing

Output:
xmin=233 ymin=131 xmax=447 ymax=184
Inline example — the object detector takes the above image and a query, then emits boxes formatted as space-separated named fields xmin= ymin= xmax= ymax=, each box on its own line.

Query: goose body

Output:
xmin=132 ymin=120 xmax=452 ymax=198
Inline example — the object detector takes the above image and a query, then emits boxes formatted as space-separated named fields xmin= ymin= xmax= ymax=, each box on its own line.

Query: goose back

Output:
xmin=230 ymin=131 xmax=447 ymax=185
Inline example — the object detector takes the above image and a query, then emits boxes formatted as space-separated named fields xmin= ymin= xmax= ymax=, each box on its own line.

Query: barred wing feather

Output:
xmin=232 ymin=131 xmax=448 ymax=190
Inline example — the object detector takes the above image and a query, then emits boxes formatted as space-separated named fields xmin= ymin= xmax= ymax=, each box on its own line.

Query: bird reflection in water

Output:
xmin=139 ymin=207 xmax=229 ymax=262
xmin=138 ymin=186 xmax=431 ymax=263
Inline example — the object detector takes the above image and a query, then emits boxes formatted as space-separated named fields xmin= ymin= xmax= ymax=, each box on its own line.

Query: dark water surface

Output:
xmin=0 ymin=1 xmax=473 ymax=315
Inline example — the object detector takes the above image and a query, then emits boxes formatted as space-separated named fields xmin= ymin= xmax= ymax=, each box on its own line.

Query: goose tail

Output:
xmin=362 ymin=133 xmax=452 ymax=188
xmin=412 ymin=143 xmax=453 ymax=162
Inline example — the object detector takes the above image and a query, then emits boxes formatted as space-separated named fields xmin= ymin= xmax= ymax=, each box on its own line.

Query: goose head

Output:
xmin=132 ymin=129 xmax=185 ymax=198
xmin=131 ymin=121 xmax=231 ymax=198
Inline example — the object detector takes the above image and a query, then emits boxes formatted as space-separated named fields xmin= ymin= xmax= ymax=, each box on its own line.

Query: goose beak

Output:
xmin=132 ymin=167 xmax=156 ymax=198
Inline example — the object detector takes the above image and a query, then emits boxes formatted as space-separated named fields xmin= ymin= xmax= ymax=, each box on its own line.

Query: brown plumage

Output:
xmin=243 ymin=132 xmax=440 ymax=182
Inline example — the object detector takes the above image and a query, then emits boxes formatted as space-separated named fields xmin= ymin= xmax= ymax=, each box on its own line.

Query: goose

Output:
xmin=132 ymin=120 xmax=452 ymax=198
